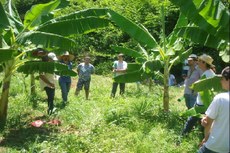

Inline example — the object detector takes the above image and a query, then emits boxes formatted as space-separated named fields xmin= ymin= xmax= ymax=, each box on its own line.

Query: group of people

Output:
xmin=39 ymin=52 xmax=127 ymax=115
xmin=181 ymin=54 xmax=229 ymax=153
xmin=38 ymin=51 xmax=229 ymax=152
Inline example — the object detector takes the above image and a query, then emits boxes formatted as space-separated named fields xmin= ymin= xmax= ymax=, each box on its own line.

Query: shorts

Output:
xmin=76 ymin=78 xmax=91 ymax=90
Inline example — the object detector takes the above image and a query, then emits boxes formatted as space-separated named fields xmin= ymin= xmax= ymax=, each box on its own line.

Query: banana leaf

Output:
xmin=169 ymin=0 xmax=229 ymax=41
xmin=0 ymin=48 xmax=15 ymax=63
xmin=111 ymin=46 xmax=144 ymax=59
xmin=126 ymin=63 xmax=142 ymax=73
xmin=17 ymin=31 xmax=76 ymax=51
xmin=191 ymin=76 xmax=222 ymax=92
xmin=0 ymin=1 xmax=10 ymax=30
xmin=38 ymin=17 xmax=109 ymax=36
xmin=114 ymin=70 xmax=148 ymax=83
xmin=108 ymin=9 xmax=158 ymax=50
xmin=24 ymin=0 xmax=61 ymax=29
xmin=17 ymin=61 xmax=77 ymax=76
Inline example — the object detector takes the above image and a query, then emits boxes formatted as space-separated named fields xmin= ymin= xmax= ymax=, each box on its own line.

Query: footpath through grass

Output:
xmin=0 ymin=74 xmax=203 ymax=153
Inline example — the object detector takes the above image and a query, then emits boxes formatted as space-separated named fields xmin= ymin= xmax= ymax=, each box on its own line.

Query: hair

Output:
xmin=222 ymin=66 xmax=230 ymax=81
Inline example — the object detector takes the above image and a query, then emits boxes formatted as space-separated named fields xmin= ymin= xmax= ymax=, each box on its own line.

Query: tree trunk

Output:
xmin=30 ymin=73 xmax=36 ymax=95
xmin=163 ymin=59 xmax=169 ymax=112
xmin=0 ymin=61 xmax=13 ymax=129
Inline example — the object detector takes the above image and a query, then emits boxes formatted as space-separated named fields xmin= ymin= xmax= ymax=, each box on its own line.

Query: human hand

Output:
xmin=201 ymin=117 xmax=208 ymax=127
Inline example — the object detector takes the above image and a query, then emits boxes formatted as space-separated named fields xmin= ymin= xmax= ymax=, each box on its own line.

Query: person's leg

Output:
xmin=198 ymin=145 xmax=218 ymax=153
xmin=182 ymin=116 xmax=200 ymax=135
xmin=189 ymin=94 xmax=197 ymax=109
xmin=65 ymin=81 xmax=71 ymax=101
xmin=84 ymin=80 xmax=90 ymax=100
xmin=75 ymin=79 xmax=83 ymax=96
xmin=44 ymin=87 xmax=55 ymax=114
xmin=119 ymin=83 xmax=125 ymax=95
xmin=59 ymin=80 xmax=67 ymax=102
xmin=111 ymin=82 xmax=118 ymax=97
xmin=184 ymin=94 xmax=190 ymax=109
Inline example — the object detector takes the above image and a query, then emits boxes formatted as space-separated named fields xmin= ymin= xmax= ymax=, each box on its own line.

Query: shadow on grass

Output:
xmin=0 ymin=114 xmax=59 ymax=151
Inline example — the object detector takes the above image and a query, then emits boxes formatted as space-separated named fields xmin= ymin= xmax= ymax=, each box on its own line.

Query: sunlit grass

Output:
xmin=0 ymin=74 xmax=202 ymax=152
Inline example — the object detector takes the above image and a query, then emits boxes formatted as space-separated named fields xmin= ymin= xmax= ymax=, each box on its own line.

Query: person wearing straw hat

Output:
xmin=184 ymin=54 xmax=203 ymax=109
xmin=198 ymin=66 xmax=229 ymax=153
xmin=182 ymin=54 xmax=216 ymax=136
xmin=58 ymin=51 xmax=74 ymax=105
xmin=39 ymin=52 xmax=58 ymax=115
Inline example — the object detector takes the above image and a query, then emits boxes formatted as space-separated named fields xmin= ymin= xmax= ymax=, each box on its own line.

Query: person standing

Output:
xmin=111 ymin=53 xmax=127 ymax=98
xmin=184 ymin=54 xmax=203 ymax=109
xmin=182 ymin=54 xmax=216 ymax=135
xmin=198 ymin=66 xmax=229 ymax=153
xmin=75 ymin=56 xmax=95 ymax=100
xmin=58 ymin=51 xmax=74 ymax=105
xmin=168 ymin=73 xmax=177 ymax=86
xmin=39 ymin=52 xmax=58 ymax=115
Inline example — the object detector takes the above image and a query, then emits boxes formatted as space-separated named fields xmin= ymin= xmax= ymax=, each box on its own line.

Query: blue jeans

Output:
xmin=198 ymin=145 xmax=218 ymax=153
xmin=59 ymin=80 xmax=71 ymax=102
xmin=44 ymin=87 xmax=55 ymax=111
xmin=184 ymin=94 xmax=197 ymax=109
xmin=182 ymin=116 xmax=203 ymax=135
xmin=111 ymin=82 xmax=125 ymax=97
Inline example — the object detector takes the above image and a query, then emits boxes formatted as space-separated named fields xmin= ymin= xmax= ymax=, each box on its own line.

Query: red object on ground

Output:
xmin=47 ymin=119 xmax=61 ymax=126
xmin=31 ymin=120 xmax=45 ymax=127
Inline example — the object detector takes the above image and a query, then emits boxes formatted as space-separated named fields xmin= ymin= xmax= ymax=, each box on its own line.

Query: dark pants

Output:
xmin=198 ymin=145 xmax=218 ymax=153
xmin=59 ymin=81 xmax=71 ymax=102
xmin=182 ymin=116 xmax=203 ymax=135
xmin=44 ymin=87 xmax=55 ymax=111
xmin=111 ymin=82 xmax=125 ymax=97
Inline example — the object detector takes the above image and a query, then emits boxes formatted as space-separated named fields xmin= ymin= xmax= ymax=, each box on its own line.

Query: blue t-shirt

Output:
xmin=59 ymin=61 xmax=72 ymax=83
xmin=77 ymin=63 xmax=95 ymax=81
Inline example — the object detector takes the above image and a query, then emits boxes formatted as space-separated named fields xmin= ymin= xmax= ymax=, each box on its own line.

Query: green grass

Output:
xmin=0 ymin=74 xmax=203 ymax=153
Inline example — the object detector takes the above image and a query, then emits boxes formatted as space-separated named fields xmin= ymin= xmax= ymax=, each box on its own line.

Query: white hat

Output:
xmin=188 ymin=54 xmax=197 ymax=61
xmin=48 ymin=52 xmax=58 ymax=61
xmin=198 ymin=54 xmax=214 ymax=67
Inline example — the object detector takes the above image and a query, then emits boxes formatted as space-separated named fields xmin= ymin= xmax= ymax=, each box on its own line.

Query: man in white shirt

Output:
xmin=111 ymin=53 xmax=127 ymax=98
xmin=198 ymin=66 xmax=229 ymax=153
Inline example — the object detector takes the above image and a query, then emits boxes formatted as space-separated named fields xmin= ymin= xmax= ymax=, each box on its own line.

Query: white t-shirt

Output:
xmin=40 ymin=73 xmax=57 ymax=90
xmin=113 ymin=60 xmax=127 ymax=77
xmin=196 ymin=69 xmax=215 ymax=105
xmin=205 ymin=92 xmax=230 ymax=153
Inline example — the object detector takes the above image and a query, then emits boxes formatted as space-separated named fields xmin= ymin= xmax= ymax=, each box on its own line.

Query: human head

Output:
xmin=117 ymin=53 xmax=124 ymax=61
xmin=187 ymin=54 xmax=197 ymax=66
xmin=198 ymin=54 xmax=214 ymax=70
xmin=84 ymin=56 xmax=90 ymax=64
xmin=60 ymin=51 xmax=74 ymax=62
xmin=218 ymin=66 xmax=230 ymax=90
xmin=48 ymin=52 xmax=58 ymax=61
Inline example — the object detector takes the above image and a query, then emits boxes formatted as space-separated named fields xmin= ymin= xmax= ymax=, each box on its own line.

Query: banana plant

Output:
xmin=0 ymin=0 xmax=109 ymax=129
xmin=169 ymin=0 xmax=230 ymax=62
xmin=106 ymin=8 xmax=192 ymax=111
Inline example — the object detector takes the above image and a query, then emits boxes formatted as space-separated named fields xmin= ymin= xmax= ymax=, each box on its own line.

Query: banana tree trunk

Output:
xmin=30 ymin=73 xmax=36 ymax=95
xmin=163 ymin=59 xmax=169 ymax=112
xmin=0 ymin=61 xmax=14 ymax=129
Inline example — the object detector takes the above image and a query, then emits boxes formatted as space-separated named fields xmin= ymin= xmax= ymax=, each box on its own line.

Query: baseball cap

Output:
xmin=48 ymin=52 xmax=58 ymax=61
xmin=217 ymin=66 xmax=230 ymax=80
xmin=188 ymin=54 xmax=197 ymax=61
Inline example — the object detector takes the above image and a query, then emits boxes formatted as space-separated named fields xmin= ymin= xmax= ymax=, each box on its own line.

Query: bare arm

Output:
xmin=39 ymin=74 xmax=55 ymax=88
xmin=200 ymin=116 xmax=214 ymax=146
